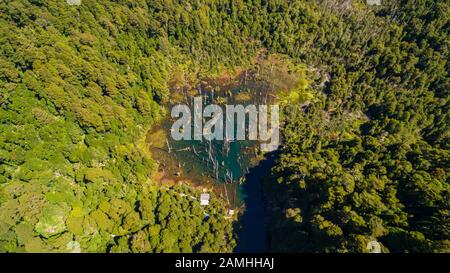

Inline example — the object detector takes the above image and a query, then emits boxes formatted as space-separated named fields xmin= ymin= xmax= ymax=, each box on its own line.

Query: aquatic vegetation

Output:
xmin=0 ymin=0 xmax=448 ymax=253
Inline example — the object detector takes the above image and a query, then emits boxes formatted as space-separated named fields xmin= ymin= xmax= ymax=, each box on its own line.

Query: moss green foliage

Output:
xmin=0 ymin=0 xmax=237 ymax=253
xmin=0 ymin=0 xmax=448 ymax=253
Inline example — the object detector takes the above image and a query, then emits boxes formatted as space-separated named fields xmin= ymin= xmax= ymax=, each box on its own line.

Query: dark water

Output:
xmin=234 ymin=162 xmax=266 ymax=251
xmin=147 ymin=71 xmax=277 ymax=252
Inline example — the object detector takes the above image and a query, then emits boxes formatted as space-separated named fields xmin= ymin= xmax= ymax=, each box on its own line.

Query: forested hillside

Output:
xmin=0 ymin=0 xmax=238 ymax=253
xmin=263 ymin=1 xmax=449 ymax=252
xmin=0 ymin=0 xmax=448 ymax=253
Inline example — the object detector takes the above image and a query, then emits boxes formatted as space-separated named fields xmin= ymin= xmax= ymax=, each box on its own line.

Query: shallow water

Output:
xmin=147 ymin=70 xmax=276 ymax=251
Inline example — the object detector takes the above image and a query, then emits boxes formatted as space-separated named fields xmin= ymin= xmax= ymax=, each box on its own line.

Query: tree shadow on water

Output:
xmin=234 ymin=150 xmax=279 ymax=253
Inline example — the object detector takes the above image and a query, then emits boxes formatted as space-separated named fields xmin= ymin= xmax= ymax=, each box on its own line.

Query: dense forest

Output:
xmin=0 ymin=0 xmax=237 ymax=253
xmin=262 ymin=0 xmax=449 ymax=252
xmin=0 ymin=0 xmax=448 ymax=253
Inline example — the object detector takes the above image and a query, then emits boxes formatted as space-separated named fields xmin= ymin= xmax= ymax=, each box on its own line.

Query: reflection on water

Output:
xmin=147 ymin=69 xmax=274 ymax=208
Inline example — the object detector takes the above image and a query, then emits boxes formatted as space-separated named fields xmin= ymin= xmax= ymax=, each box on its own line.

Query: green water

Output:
xmin=149 ymin=72 xmax=273 ymax=205
xmin=147 ymin=71 xmax=276 ymax=251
